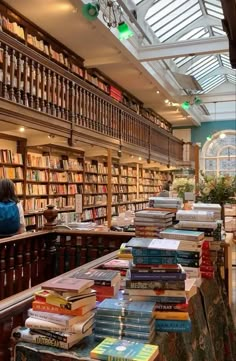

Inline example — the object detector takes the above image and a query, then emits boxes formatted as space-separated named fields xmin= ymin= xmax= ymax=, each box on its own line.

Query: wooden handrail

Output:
xmin=0 ymin=31 xmax=184 ymax=162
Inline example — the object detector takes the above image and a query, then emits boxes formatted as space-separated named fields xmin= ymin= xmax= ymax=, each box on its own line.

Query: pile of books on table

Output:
xmin=125 ymin=237 xmax=195 ymax=333
xmin=117 ymin=242 xmax=133 ymax=260
xmin=148 ymin=197 xmax=182 ymax=210
xmin=70 ymin=268 xmax=121 ymax=302
xmin=175 ymin=208 xmax=219 ymax=232
xmin=134 ymin=210 xmax=174 ymax=238
xmin=93 ymin=298 xmax=157 ymax=343
xmin=98 ymin=258 xmax=130 ymax=289
xmin=160 ymin=228 xmax=215 ymax=279
xmin=11 ymin=278 xmax=96 ymax=349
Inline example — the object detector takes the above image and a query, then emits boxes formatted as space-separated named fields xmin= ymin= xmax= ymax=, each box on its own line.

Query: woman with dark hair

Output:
xmin=0 ymin=178 xmax=26 ymax=236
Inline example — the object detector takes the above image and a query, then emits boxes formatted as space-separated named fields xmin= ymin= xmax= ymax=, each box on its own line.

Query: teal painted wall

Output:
xmin=174 ymin=120 xmax=236 ymax=147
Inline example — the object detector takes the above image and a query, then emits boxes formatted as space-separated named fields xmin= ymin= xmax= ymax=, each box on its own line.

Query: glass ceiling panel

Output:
xmin=159 ymin=11 xmax=202 ymax=42
xmin=179 ymin=28 xmax=209 ymax=41
xmin=206 ymin=10 xmax=224 ymax=19
xmin=212 ymin=26 xmax=226 ymax=36
xmin=204 ymin=77 xmax=225 ymax=92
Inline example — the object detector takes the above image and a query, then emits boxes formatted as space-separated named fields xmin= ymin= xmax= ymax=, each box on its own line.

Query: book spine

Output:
xmin=154 ymin=303 xmax=188 ymax=312
xmin=177 ymin=258 xmax=200 ymax=267
xmin=28 ymin=309 xmax=67 ymax=326
xmin=12 ymin=329 xmax=71 ymax=349
xmin=132 ymin=248 xmax=176 ymax=257
xmin=32 ymin=301 xmax=85 ymax=316
xmin=125 ymin=280 xmax=185 ymax=290
xmin=176 ymin=250 xmax=200 ymax=259
xmin=130 ymin=272 xmax=186 ymax=281
xmin=153 ymin=311 xmax=189 ymax=320
xmin=133 ymin=256 xmax=177 ymax=265
xmin=124 ymin=295 xmax=186 ymax=303
xmin=155 ymin=319 xmax=191 ymax=332
xmin=30 ymin=328 xmax=68 ymax=343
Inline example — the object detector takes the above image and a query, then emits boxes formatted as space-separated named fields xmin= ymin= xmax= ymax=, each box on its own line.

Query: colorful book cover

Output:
xmin=126 ymin=288 xmax=186 ymax=297
xmin=94 ymin=319 xmax=155 ymax=333
xmin=95 ymin=314 xmax=154 ymax=326
xmin=90 ymin=337 xmax=159 ymax=361
xmin=133 ymin=256 xmax=177 ymax=265
xmin=153 ymin=311 xmax=189 ymax=320
xmin=124 ymin=294 xmax=186 ymax=304
xmin=94 ymin=327 xmax=154 ymax=343
xmin=129 ymin=272 xmax=186 ymax=281
xmin=32 ymin=300 xmax=96 ymax=316
xmin=154 ymin=302 xmax=188 ymax=312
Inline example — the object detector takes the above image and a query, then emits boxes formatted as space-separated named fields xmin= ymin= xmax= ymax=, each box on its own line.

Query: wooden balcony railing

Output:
xmin=0 ymin=31 xmax=183 ymax=161
xmin=0 ymin=229 xmax=133 ymax=302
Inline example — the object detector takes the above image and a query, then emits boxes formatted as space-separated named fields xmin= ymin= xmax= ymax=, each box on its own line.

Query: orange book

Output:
xmin=32 ymin=300 xmax=96 ymax=316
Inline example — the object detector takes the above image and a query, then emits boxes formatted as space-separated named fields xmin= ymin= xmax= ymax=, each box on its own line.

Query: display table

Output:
xmin=14 ymin=274 xmax=236 ymax=361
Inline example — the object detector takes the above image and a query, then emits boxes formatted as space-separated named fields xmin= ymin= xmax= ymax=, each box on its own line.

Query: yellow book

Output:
xmin=153 ymin=311 xmax=189 ymax=320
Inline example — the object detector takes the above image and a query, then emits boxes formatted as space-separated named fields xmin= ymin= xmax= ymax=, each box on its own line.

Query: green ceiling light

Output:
xmin=82 ymin=2 xmax=100 ymax=21
xmin=181 ymin=101 xmax=190 ymax=110
xmin=117 ymin=22 xmax=134 ymax=40
xmin=206 ymin=135 xmax=212 ymax=141
xmin=194 ymin=96 xmax=202 ymax=105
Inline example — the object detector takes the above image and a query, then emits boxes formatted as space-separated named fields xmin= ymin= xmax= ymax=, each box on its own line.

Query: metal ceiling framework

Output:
xmin=132 ymin=0 xmax=236 ymax=94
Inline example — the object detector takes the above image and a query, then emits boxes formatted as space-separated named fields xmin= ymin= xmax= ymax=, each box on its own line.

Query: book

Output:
xmin=126 ymin=237 xmax=180 ymax=250
xmin=129 ymin=271 xmax=186 ymax=281
xmin=11 ymin=326 xmax=93 ymax=350
xmin=125 ymin=288 xmax=186 ymax=297
xmin=124 ymin=294 xmax=186 ymax=304
xmin=133 ymin=256 xmax=177 ymax=265
xmin=71 ymin=269 xmax=121 ymax=286
xmin=176 ymin=221 xmax=217 ymax=230
xmin=41 ymin=277 xmax=94 ymax=293
xmin=135 ymin=210 xmax=174 ymax=219
xmin=90 ymin=337 xmax=159 ymax=361
xmin=94 ymin=319 xmax=155 ymax=333
xmin=96 ymin=299 xmax=156 ymax=317
xmin=29 ymin=328 xmax=84 ymax=343
xmin=32 ymin=300 xmax=96 ymax=316
xmin=25 ymin=313 xmax=94 ymax=333
xmin=155 ymin=319 xmax=191 ymax=332
xmin=125 ymin=280 xmax=185 ymax=290
xmin=154 ymin=302 xmax=188 ymax=312
xmin=176 ymin=210 xmax=215 ymax=222
xmin=153 ymin=311 xmax=189 ymax=320
xmin=94 ymin=328 xmax=155 ymax=343
xmin=160 ymin=228 xmax=204 ymax=241
xmin=34 ymin=290 xmax=96 ymax=310
xmin=27 ymin=308 xmax=92 ymax=327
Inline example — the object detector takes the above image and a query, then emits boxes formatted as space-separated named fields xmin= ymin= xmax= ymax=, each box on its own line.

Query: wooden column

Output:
xmin=107 ymin=148 xmax=112 ymax=228
xmin=194 ymin=144 xmax=200 ymax=193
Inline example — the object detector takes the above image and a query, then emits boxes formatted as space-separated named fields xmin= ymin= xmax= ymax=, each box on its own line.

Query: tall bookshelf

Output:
xmin=0 ymin=136 xmax=173 ymax=229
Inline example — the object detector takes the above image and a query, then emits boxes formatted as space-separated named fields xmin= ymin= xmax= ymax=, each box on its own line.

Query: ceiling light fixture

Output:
xmin=156 ymin=90 xmax=160 ymax=94
xmin=19 ymin=126 xmax=25 ymax=132
xmin=82 ymin=2 xmax=100 ymax=21
xmin=117 ymin=22 xmax=133 ymax=40
xmin=181 ymin=96 xmax=202 ymax=110
xmin=164 ymin=99 xmax=169 ymax=104
xmin=220 ymin=133 xmax=226 ymax=139
xmin=138 ymin=156 xmax=142 ymax=161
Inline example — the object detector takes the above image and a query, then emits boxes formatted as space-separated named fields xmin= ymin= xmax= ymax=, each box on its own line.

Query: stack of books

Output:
xmin=160 ymin=228 xmax=215 ymax=279
xmin=193 ymin=203 xmax=222 ymax=220
xmin=98 ymin=259 xmax=130 ymax=289
xmin=93 ymin=299 xmax=156 ymax=343
xmin=175 ymin=209 xmax=218 ymax=231
xmin=125 ymin=237 xmax=193 ymax=333
xmin=12 ymin=278 xmax=96 ymax=349
xmin=70 ymin=268 xmax=121 ymax=302
xmin=90 ymin=337 xmax=159 ymax=361
xmin=148 ymin=197 xmax=182 ymax=210
xmin=134 ymin=210 xmax=174 ymax=238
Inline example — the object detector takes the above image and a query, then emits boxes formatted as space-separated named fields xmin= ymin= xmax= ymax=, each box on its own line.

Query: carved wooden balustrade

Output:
xmin=0 ymin=31 xmax=183 ymax=161
xmin=0 ymin=245 xmax=119 ymax=361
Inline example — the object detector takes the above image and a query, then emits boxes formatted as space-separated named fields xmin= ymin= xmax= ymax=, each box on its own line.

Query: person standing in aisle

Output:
xmin=0 ymin=178 xmax=26 ymax=236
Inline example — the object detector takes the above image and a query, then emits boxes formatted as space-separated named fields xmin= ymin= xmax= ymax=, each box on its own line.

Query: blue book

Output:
xmin=176 ymin=250 xmax=200 ymax=259
xmin=155 ymin=319 xmax=191 ymax=332
xmin=160 ymin=229 xmax=204 ymax=241
xmin=132 ymin=248 xmax=177 ymax=257
xmin=130 ymin=272 xmax=186 ymax=281
xmin=96 ymin=299 xmax=156 ymax=317
xmin=94 ymin=327 xmax=154 ymax=342
xmin=95 ymin=319 xmax=155 ymax=333
xmin=95 ymin=314 xmax=154 ymax=325
xmin=133 ymin=256 xmax=177 ymax=265
xmin=176 ymin=257 xmax=200 ymax=267
xmin=124 ymin=294 xmax=186 ymax=304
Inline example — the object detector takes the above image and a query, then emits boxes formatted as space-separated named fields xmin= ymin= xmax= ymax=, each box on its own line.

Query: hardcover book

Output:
xmin=155 ymin=319 xmax=191 ymax=332
xmin=96 ymin=299 xmax=156 ymax=317
xmin=12 ymin=326 xmax=93 ymax=350
xmin=41 ymin=277 xmax=94 ymax=293
xmin=90 ymin=337 xmax=159 ymax=361
xmin=160 ymin=228 xmax=204 ymax=241
xmin=32 ymin=300 xmax=96 ymax=316
xmin=27 ymin=308 xmax=93 ymax=327
xmin=71 ymin=269 xmax=121 ymax=286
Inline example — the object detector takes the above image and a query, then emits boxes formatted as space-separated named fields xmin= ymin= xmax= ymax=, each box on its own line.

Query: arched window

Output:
xmin=201 ymin=130 xmax=236 ymax=176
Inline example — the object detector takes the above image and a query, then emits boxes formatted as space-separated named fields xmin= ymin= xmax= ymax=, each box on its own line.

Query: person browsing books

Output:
xmin=0 ymin=178 xmax=26 ymax=237
xmin=158 ymin=182 xmax=171 ymax=197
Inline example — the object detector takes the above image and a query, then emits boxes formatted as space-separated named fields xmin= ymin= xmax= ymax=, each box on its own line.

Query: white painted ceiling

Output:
xmin=4 ymin=0 xmax=236 ymax=128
